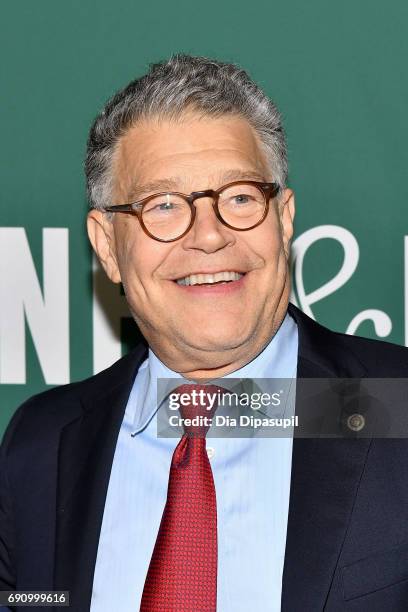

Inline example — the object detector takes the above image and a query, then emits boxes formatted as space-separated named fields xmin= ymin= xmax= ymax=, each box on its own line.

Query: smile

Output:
xmin=175 ymin=271 xmax=245 ymax=286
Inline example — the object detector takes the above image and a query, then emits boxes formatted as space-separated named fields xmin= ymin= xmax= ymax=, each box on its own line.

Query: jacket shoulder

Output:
xmin=1 ymin=344 xmax=147 ymax=453
xmin=320 ymin=322 xmax=408 ymax=376
xmin=288 ymin=303 xmax=408 ymax=377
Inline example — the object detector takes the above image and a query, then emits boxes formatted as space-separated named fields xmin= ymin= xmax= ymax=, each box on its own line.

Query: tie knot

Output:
xmin=172 ymin=383 xmax=227 ymax=437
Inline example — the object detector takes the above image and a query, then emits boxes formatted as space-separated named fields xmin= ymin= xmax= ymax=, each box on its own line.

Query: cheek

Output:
xmin=264 ymin=221 xmax=286 ymax=262
xmin=114 ymin=236 xmax=145 ymax=293
xmin=247 ymin=229 xmax=284 ymax=270
xmin=114 ymin=223 xmax=145 ymax=280
xmin=116 ymin=241 xmax=169 ymax=300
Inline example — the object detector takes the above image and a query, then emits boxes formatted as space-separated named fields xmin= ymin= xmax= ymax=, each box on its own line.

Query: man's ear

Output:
xmin=87 ymin=210 xmax=122 ymax=284
xmin=279 ymin=188 xmax=295 ymax=259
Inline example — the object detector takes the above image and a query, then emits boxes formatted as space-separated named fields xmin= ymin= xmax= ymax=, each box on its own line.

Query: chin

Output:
xmin=184 ymin=321 xmax=253 ymax=352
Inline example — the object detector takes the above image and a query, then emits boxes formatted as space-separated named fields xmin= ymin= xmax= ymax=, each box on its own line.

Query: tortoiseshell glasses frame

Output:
xmin=103 ymin=180 xmax=280 ymax=243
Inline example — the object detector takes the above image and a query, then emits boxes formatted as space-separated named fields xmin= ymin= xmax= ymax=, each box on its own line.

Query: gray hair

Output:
xmin=85 ymin=54 xmax=288 ymax=209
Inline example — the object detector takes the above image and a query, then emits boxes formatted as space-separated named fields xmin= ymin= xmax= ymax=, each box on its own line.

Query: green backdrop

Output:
xmin=1 ymin=0 xmax=407 ymax=439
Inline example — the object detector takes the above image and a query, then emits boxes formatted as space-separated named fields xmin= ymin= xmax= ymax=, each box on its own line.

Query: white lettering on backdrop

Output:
xmin=0 ymin=228 xmax=69 ymax=384
xmin=290 ymin=225 xmax=393 ymax=338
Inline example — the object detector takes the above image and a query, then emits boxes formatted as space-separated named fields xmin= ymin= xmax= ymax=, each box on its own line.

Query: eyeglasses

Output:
xmin=103 ymin=180 xmax=280 ymax=242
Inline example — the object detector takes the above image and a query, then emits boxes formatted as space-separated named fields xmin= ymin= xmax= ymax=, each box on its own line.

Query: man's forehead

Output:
xmin=112 ymin=113 xmax=270 ymax=202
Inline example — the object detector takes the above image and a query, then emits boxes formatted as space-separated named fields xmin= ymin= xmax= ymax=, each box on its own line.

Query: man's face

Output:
xmin=88 ymin=112 xmax=295 ymax=376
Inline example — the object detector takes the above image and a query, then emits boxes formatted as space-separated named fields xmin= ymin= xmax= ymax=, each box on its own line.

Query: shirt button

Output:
xmin=207 ymin=446 xmax=215 ymax=459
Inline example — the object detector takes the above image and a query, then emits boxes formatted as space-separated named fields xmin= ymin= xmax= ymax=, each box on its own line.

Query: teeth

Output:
xmin=176 ymin=271 xmax=244 ymax=286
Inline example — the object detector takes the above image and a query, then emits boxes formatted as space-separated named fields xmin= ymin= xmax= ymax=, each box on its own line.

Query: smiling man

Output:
xmin=1 ymin=55 xmax=408 ymax=612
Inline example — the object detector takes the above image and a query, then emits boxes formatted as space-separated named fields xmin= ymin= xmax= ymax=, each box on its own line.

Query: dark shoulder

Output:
xmin=1 ymin=344 xmax=147 ymax=452
xmin=331 ymin=328 xmax=408 ymax=376
xmin=1 ymin=381 xmax=82 ymax=454
xmin=288 ymin=303 xmax=408 ymax=377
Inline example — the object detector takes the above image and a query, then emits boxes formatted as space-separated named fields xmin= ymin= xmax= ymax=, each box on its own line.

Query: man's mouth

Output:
xmin=175 ymin=270 xmax=245 ymax=286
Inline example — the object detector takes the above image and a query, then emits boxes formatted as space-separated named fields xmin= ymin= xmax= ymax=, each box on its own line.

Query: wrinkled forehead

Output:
xmin=112 ymin=113 xmax=271 ymax=201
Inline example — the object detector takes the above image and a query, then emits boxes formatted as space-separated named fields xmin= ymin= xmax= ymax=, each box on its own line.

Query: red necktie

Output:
xmin=140 ymin=383 xmax=223 ymax=612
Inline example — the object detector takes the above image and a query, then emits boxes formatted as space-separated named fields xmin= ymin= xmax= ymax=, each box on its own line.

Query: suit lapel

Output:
xmin=53 ymin=345 xmax=147 ymax=611
xmin=281 ymin=305 xmax=372 ymax=611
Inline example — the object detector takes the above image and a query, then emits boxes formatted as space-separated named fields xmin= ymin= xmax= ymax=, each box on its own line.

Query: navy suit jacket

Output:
xmin=1 ymin=304 xmax=408 ymax=611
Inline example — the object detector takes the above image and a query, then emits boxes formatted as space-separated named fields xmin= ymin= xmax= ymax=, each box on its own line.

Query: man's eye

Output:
xmin=158 ymin=202 xmax=175 ymax=210
xmin=234 ymin=194 xmax=250 ymax=203
xmin=145 ymin=201 xmax=175 ymax=213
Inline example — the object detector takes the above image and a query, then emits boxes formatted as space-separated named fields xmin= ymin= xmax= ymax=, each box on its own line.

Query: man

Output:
xmin=1 ymin=54 xmax=408 ymax=612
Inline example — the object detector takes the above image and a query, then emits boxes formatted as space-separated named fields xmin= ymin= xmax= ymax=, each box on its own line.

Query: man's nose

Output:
xmin=181 ymin=197 xmax=233 ymax=253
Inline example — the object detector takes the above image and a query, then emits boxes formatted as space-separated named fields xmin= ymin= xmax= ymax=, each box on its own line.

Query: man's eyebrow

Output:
xmin=126 ymin=177 xmax=184 ymax=202
xmin=125 ymin=169 xmax=267 ymax=202
xmin=217 ymin=169 xmax=267 ymax=184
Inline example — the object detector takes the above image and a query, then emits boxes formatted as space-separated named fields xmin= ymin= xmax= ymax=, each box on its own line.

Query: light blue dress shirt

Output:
xmin=90 ymin=312 xmax=298 ymax=611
